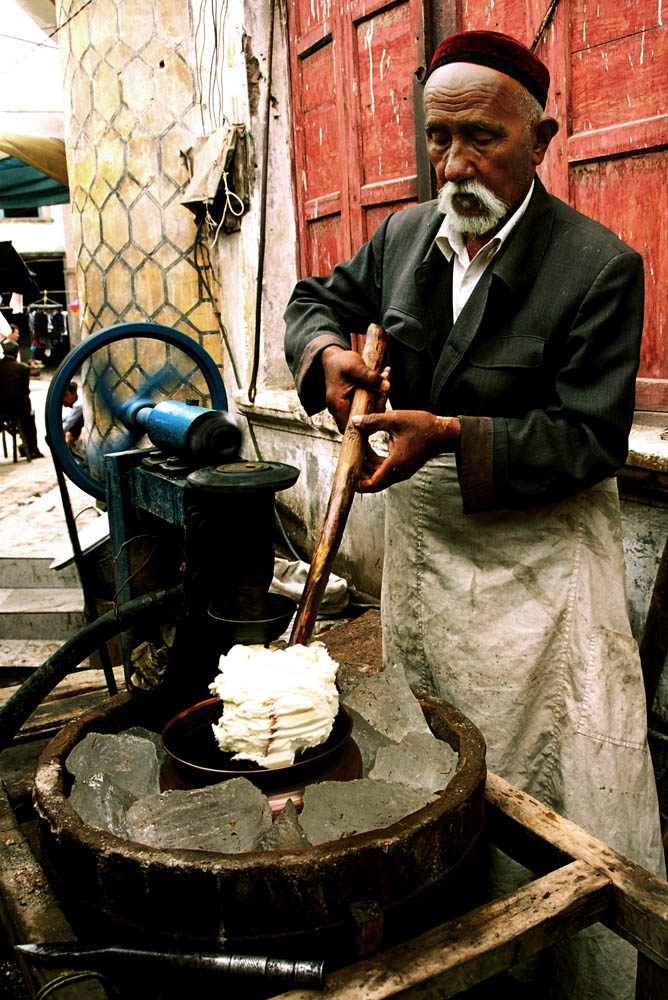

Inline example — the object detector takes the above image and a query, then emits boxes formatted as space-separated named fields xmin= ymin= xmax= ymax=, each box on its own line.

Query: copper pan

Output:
xmin=160 ymin=698 xmax=361 ymax=814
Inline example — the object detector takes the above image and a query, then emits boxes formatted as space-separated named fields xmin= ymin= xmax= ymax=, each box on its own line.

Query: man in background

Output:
xmin=61 ymin=381 xmax=84 ymax=450
xmin=0 ymin=341 xmax=43 ymax=458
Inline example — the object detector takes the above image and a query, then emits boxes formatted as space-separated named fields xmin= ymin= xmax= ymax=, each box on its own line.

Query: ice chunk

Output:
xmin=69 ymin=772 xmax=134 ymax=838
xmin=66 ymin=732 xmax=161 ymax=800
xmin=299 ymin=779 xmax=437 ymax=845
xmin=370 ymin=733 xmax=458 ymax=793
xmin=124 ymin=726 xmax=167 ymax=767
xmin=256 ymin=799 xmax=311 ymax=852
xmin=341 ymin=662 xmax=431 ymax=742
xmin=127 ymin=777 xmax=272 ymax=853
xmin=347 ymin=706 xmax=395 ymax=777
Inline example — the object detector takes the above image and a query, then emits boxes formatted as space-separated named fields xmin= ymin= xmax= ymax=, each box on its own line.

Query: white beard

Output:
xmin=437 ymin=179 xmax=510 ymax=237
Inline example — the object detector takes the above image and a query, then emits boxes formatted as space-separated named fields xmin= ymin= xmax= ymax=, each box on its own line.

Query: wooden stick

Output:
xmin=289 ymin=324 xmax=388 ymax=647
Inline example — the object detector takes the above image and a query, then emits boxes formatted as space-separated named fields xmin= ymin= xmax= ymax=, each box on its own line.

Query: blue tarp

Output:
xmin=0 ymin=156 xmax=69 ymax=209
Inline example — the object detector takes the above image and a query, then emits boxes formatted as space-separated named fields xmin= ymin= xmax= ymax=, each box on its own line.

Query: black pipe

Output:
xmin=0 ymin=586 xmax=182 ymax=747
xmin=247 ymin=0 xmax=276 ymax=403
xmin=52 ymin=459 xmax=118 ymax=696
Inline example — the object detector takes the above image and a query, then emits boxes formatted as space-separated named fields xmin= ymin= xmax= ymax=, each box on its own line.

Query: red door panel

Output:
xmin=287 ymin=0 xmax=424 ymax=280
xmin=572 ymin=152 xmax=668 ymax=384
xmin=458 ymin=0 xmax=668 ymax=406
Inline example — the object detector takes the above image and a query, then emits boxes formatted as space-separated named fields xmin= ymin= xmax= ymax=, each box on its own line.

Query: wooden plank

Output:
xmin=568 ymin=113 xmax=668 ymax=164
xmin=635 ymin=379 xmax=668 ymax=413
xmin=363 ymin=200 xmax=417 ymax=241
xmin=271 ymin=860 xmax=611 ymax=999
xmin=571 ymin=152 xmax=668 ymax=382
xmin=293 ymin=0 xmax=332 ymax=41
xmin=636 ymin=952 xmax=668 ymax=999
xmin=571 ymin=26 xmax=667 ymax=135
xmin=305 ymin=191 xmax=342 ymax=221
xmin=570 ymin=0 xmax=661 ymax=54
xmin=484 ymin=771 xmax=668 ymax=969
xmin=0 ymin=736 xmax=51 ymax=805
xmin=359 ymin=176 xmax=418 ymax=205
xmin=0 ymin=785 xmax=110 ymax=999
xmin=0 ymin=667 xmax=124 ymax=745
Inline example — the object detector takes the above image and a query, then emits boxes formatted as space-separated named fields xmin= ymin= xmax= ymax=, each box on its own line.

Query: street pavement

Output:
xmin=0 ymin=371 xmax=99 ymax=564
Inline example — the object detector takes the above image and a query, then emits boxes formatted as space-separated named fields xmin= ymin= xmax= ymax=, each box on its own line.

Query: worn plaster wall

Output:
xmin=196 ymin=0 xmax=298 ymax=395
xmin=199 ymin=0 xmax=387 ymax=595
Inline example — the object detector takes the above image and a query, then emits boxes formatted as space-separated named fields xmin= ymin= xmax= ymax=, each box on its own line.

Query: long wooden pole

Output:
xmin=289 ymin=324 xmax=388 ymax=646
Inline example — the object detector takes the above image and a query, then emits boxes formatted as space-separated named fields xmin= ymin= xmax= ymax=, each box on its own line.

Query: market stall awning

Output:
xmin=0 ymin=133 xmax=69 ymax=209
xmin=0 ymin=241 xmax=39 ymax=296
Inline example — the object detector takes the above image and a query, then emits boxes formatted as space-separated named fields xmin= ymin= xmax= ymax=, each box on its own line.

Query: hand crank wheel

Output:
xmin=45 ymin=322 xmax=229 ymax=501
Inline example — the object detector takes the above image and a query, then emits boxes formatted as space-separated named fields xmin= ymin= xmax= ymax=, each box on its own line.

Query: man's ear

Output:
xmin=532 ymin=116 xmax=559 ymax=165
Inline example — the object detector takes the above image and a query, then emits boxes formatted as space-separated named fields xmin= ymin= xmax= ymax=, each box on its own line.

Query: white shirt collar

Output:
xmin=435 ymin=179 xmax=535 ymax=266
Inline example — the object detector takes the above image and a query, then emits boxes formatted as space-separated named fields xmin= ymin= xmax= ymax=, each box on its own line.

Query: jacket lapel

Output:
xmin=414 ymin=240 xmax=455 ymax=364
xmin=427 ymin=178 xmax=555 ymax=408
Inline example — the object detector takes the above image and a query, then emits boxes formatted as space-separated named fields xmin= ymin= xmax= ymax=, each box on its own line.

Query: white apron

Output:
xmin=382 ymin=454 xmax=664 ymax=999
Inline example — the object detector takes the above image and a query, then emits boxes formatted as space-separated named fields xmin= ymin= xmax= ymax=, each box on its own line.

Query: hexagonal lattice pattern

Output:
xmin=59 ymin=0 xmax=222 ymax=459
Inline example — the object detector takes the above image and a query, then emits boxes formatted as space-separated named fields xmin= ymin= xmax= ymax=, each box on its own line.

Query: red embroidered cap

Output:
xmin=427 ymin=30 xmax=550 ymax=109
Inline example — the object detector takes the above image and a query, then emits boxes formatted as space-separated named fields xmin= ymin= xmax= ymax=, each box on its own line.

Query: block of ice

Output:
xmin=370 ymin=733 xmax=458 ymax=793
xmin=66 ymin=732 xmax=161 ymax=800
xmin=127 ymin=777 xmax=273 ymax=853
xmin=299 ymin=779 xmax=437 ymax=845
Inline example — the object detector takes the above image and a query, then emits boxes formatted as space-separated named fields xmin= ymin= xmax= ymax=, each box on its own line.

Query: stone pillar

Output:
xmin=56 ymin=0 xmax=222 ymax=374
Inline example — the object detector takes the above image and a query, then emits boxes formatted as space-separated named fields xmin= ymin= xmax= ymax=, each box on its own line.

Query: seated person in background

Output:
xmin=0 ymin=341 xmax=43 ymax=458
xmin=62 ymin=381 xmax=84 ymax=450
xmin=0 ymin=325 xmax=20 ymax=361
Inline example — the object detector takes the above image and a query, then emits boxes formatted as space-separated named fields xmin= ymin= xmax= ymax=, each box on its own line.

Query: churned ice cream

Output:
xmin=209 ymin=642 xmax=340 ymax=768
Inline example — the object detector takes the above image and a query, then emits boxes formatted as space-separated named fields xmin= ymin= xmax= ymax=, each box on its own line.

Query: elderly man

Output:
xmin=285 ymin=30 xmax=664 ymax=999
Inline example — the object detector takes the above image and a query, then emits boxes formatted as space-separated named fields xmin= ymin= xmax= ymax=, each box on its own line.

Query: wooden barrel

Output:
xmin=33 ymin=691 xmax=486 ymax=965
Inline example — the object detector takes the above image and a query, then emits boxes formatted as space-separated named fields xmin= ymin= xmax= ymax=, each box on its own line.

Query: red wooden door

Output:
xmin=459 ymin=0 xmax=668 ymax=408
xmin=287 ymin=0 xmax=427 ymax=278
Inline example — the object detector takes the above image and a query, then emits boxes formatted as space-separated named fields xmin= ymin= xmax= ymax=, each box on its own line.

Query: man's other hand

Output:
xmin=321 ymin=345 xmax=390 ymax=433
xmin=351 ymin=410 xmax=461 ymax=493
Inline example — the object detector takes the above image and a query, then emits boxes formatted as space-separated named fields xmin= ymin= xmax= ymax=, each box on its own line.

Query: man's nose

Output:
xmin=442 ymin=140 xmax=474 ymax=183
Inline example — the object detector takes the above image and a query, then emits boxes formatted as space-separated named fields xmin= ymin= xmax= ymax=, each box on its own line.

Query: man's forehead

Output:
xmin=425 ymin=62 xmax=522 ymax=104
xmin=423 ymin=62 xmax=524 ymax=121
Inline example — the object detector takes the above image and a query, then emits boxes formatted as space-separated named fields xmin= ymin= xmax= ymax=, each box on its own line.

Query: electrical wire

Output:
xmin=248 ymin=0 xmax=276 ymax=403
xmin=35 ymin=971 xmax=107 ymax=999
xmin=194 ymin=227 xmax=303 ymax=563
xmin=194 ymin=0 xmax=230 ymax=133
xmin=0 ymin=32 xmax=58 ymax=48
xmin=0 ymin=0 xmax=97 ymax=83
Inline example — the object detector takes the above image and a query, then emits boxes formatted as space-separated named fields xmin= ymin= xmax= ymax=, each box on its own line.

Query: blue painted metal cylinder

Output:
xmin=135 ymin=399 xmax=240 ymax=462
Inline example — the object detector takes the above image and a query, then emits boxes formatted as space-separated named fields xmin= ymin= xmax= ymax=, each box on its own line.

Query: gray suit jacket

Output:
xmin=284 ymin=178 xmax=644 ymax=511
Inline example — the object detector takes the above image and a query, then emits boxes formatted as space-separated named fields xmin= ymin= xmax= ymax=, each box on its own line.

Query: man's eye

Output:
xmin=428 ymin=132 xmax=450 ymax=147
xmin=472 ymin=133 xmax=493 ymax=145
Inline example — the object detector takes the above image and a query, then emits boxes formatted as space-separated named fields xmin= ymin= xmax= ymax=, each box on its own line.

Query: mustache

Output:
xmin=437 ymin=179 xmax=510 ymax=218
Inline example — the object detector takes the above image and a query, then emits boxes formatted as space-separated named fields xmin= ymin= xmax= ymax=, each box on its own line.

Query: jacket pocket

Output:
xmin=470 ymin=334 xmax=544 ymax=369
xmin=576 ymin=626 xmax=647 ymax=750
xmin=382 ymin=306 xmax=427 ymax=351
